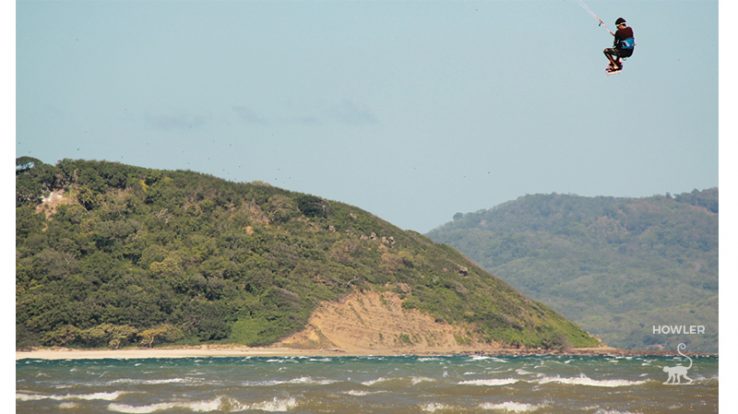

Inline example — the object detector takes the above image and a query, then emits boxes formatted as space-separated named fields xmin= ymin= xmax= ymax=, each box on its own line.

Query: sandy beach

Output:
xmin=15 ymin=345 xmax=350 ymax=360
xmin=16 ymin=344 xmax=650 ymax=361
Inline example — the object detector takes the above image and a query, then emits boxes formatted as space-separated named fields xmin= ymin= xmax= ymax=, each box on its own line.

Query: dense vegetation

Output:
xmin=16 ymin=158 xmax=598 ymax=350
xmin=428 ymin=190 xmax=718 ymax=352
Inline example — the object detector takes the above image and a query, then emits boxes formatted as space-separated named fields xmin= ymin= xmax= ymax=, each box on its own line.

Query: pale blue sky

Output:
xmin=16 ymin=0 xmax=717 ymax=232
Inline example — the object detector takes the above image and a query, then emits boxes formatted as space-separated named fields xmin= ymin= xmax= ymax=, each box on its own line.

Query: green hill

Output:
xmin=427 ymin=191 xmax=718 ymax=352
xmin=15 ymin=158 xmax=598 ymax=350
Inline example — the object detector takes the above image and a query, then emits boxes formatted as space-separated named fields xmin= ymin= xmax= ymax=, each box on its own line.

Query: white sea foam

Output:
xmin=420 ymin=402 xmax=452 ymax=412
xmin=418 ymin=357 xmax=440 ymax=362
xmin=361 ymin=377 xmax=390 ymax=386
xmin=108 ymin=398 xmax=225 ymax=413
xmin=242 ymin=377 xmax=337 ymax=386
xmin=109 ymin=377 xmax=199 ymax=385
xmin=459 ymin=378 xmax=519 ymax=386
xmin=479 ymin=401 xmax=545 ymax=412
xmin=515 ymin=369 xmax=532 ymax=375
xmin=265 ymin=358 xmax=298 ymax=363
xmin=410 ymin=376 xmax=435 ymax=385
xmin=107 ymin=396 xmax=298 ymax=413
xmin=536 ymin=375 xmax=648 ymax=388
xmin=286 ymin=376 xmax=337 ymax=385
xmin=249 ymin=397 xmax=299 ymax=412
xmin=17 ymin=391 xmax=126 ymax=401
xmin=242 ymin=380 xmax=290 ymax=386
xmin=593 ymin=410 xmax=643 ymax=414
xmin=693 ymin=375 xmax=719 ymax=384
xmin=343 ymin=390 xmax=386 ymax=396
xmin=469 ymin=355 xmax=508 ymax=363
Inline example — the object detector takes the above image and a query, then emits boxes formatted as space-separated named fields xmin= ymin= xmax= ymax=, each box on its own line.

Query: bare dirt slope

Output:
xmin=35 ymin=189 xmax=76 ymax=218
xmin=279 ymin=288 xmax=501 ymax=354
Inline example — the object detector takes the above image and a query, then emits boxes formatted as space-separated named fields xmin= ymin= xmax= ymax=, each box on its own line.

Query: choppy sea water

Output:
xmin=16 ymin=354 xmax=717 ymax=413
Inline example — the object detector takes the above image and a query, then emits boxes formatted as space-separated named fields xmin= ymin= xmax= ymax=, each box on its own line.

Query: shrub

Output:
xmin=139 ymin=324 xmax=184 ymax=347
xmin=296 ymin=195 xmax=328 ymax=218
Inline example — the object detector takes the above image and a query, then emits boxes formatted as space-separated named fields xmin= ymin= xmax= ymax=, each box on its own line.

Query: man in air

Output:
xmin=603 ymin=17 xmax=635 ymax=73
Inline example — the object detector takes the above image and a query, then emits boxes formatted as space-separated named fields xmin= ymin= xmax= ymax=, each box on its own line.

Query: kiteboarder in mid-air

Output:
xmin=603 ymin=17 xmax=635 ymax=73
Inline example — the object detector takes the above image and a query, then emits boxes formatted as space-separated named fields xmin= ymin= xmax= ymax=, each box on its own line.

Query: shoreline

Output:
xmin=15 ymin=345 xmax=715 ymax=361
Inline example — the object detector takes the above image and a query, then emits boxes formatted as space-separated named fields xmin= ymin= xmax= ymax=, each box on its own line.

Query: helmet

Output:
xmin=615 ymin=17 xmax=627 ymax=25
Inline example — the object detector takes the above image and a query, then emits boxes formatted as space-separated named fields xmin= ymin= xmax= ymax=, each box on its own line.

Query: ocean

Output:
xmin=16 ymin=354 xmax=718 ymax=413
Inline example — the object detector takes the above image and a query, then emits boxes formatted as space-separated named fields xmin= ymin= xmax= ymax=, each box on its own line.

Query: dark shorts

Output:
xmin=604 ymin=47 xmax=633 ymax=58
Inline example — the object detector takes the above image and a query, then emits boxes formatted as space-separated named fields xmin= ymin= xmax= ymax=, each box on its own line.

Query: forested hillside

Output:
xmin=428 ymin=190 xmax=718 ymax=351
xmin=16 ymin=157 xmax=598 ymax=350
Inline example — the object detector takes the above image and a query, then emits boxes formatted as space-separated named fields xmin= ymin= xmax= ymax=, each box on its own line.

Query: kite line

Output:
xmin=576 ymin=0 xmax=614 ymax=35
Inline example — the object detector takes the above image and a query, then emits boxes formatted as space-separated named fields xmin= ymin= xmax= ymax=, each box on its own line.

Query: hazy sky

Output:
xmin=16 ymin=0 xmax=718 ymax=232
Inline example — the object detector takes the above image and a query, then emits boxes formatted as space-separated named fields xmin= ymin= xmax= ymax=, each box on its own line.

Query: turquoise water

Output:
xmin=16 ymin=355 xmax=718 ymax=413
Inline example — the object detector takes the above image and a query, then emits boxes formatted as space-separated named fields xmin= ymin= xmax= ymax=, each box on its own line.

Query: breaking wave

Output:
xmin=242 ymin=377 xmax=338 ymax=386
xmin=420 ymin=402 xmax=453 ymax=412
xmin=108 ymin=377 xmax=201 ymax=385
xmin=342 ymin=390 xmax=386 ymax=396
xmin=249 ymin=397 xmax=299 ymax=412
xmin=592 ymin=410 xmax=644 ymax=414
xmin=479 ymin=401 xmax=545 ymax=412
xmin=361 ymin=377 xmax=390 ymax=386
xmin=536 ymin=375 xmax=648 ymax=388
xmin=107 ymin=396 xmax=298 ymax=413
xmin=410 ymin=376 xmax=436 ymax=385
xmin=459 ymin=378 xmax=519 ymax=386
xmin=16 ymin=391 xmax=126 ymax=401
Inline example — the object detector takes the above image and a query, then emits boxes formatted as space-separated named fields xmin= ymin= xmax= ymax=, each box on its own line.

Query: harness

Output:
xmin=618 ymin=37 xmax=635 ymax=50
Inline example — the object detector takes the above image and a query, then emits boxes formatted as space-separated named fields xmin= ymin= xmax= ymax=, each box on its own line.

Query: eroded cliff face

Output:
xmin=280 ymin=288 xmax=500 ymax=353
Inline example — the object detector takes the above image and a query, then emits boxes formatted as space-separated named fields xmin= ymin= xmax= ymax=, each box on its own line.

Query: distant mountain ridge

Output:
xmin=16 ymin=157 xmax=598 ymax=351
xmin=427 ymin=190 xmax=718 ymax=351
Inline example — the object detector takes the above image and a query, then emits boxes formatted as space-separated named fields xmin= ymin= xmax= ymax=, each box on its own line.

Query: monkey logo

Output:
xmin=662 ymin=343 xmax=693 ymax=385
